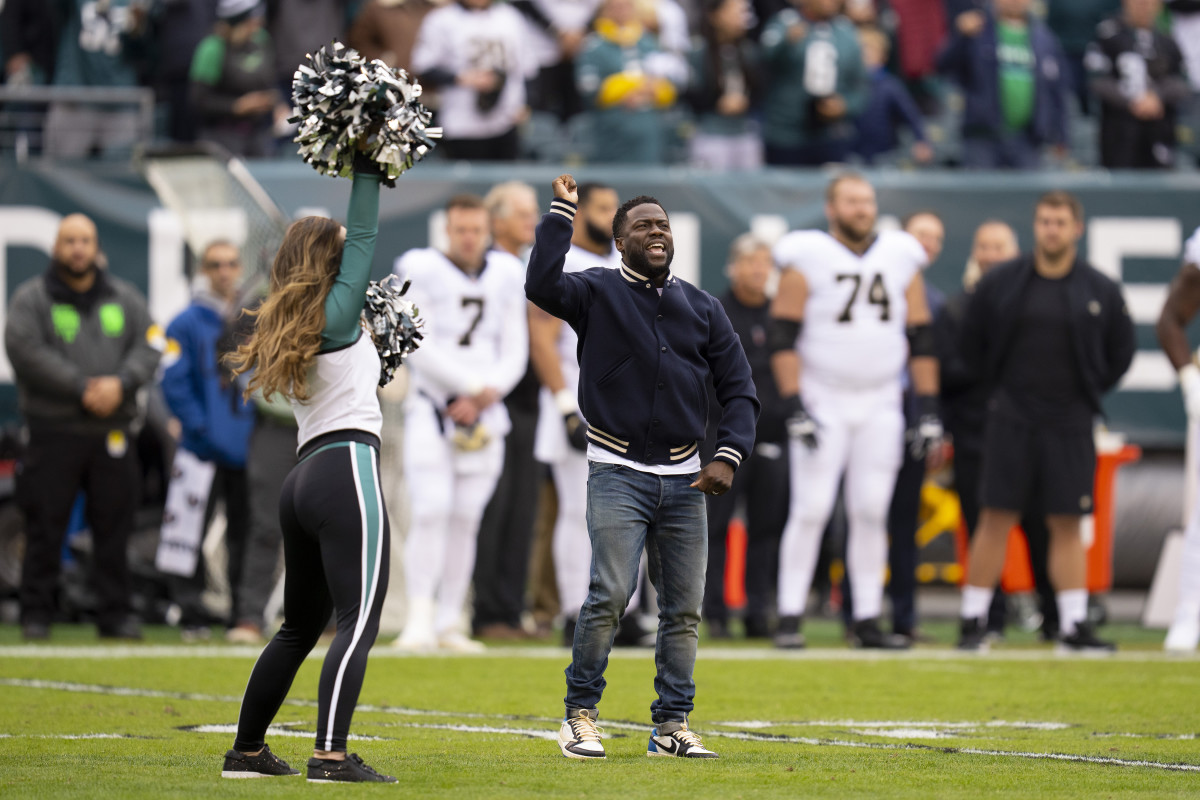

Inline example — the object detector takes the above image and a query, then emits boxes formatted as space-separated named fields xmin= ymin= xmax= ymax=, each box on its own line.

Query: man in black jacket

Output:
xmin=957 ymin=191 xmax=1135 ymax=652
xmin=1085 ymin=0 xmax=1190 ymax=169
xmin=527 ymin=174 xmax=758 ymax=760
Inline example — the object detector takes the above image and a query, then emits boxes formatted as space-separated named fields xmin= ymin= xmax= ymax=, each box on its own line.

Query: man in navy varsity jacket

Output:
xmin=527 ymin=175 xmax=758 ymax=760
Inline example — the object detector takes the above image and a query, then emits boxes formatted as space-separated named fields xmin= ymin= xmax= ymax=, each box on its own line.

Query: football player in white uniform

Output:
xmin=1156 ymin=226 xmax=1200 ymax=652
xmin=530 ymin=182 xmax=648 ymax=645
xmin=393 ymin=194 xmax=529 ymax=652
xmin=768 ymin=172 xmax=941 ymax=649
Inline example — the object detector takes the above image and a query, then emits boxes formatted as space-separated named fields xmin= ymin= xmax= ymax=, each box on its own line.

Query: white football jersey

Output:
xmin=774 ymin=229 xmax=927 ymax=389
xmin=533 ymin=242 xmax=616 ymax=464
xmin=411 ymin=3 xmax=535 ymax=139
xmin=1186 ymin=226 xmax=1200 ymax=269
xmin=394 ymin=247 xmax=529 ymax=436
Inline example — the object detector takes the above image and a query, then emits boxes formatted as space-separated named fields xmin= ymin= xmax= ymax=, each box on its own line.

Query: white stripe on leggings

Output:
xmin=323 ymin=444 xmax=382 ymax=752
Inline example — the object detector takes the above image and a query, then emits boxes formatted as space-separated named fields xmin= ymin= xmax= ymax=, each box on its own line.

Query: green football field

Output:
xmin=1 ymin=621 xmax=1197 ymax=798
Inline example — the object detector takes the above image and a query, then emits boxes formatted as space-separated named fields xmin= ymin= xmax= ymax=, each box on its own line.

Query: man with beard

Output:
xmin=526 ymin=175 xmax=757 ymax=760
xmin=956 ymin=192 xmax=1135 ymax=652
xmin=768 ymin=172 xmax=941 ymax=650
xmin=5 ymin=214 xmax=161 ymax=641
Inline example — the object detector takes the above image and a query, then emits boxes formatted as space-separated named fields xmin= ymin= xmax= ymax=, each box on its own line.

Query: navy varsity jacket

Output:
xmin=525 ymin=199 xmax=758 ymax=471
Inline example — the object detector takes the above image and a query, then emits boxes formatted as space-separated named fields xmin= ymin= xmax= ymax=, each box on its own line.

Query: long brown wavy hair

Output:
xmin=228 ymin=216 xmax=345 ymax=402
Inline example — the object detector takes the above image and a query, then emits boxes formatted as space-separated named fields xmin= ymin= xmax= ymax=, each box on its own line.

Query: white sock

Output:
xmin=961 ymin=585 xmax=994 ymax=622
xmin=1057 ymin=589 xmax=1088 ymax=636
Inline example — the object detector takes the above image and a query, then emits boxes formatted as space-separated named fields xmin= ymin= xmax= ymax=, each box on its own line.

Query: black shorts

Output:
xmin=978 ymin=411 xmax=1095 ymax=516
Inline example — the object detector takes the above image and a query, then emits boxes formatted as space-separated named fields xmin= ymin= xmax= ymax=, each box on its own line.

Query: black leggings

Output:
xmin=233 ymin=439 xmax=389 ymax=753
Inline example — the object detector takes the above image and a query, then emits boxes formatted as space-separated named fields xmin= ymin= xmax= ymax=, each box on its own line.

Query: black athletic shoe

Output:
xmin=850 ymin=618 xmax=911 ymax=649
xmin=221 ymin=744 xmax=300 ymax=778
xmin=98 ymin=619 xmax=143 ymax=641
xmin=613 ymin=613 xmax=656 ymax=647
xmin=307 ymin=753 xmax=396 ymax=783
xmin=1056 ymin=622 xmax=1116 ymax=654
xmin=957 ymin=617 xmax=989 ymax=652
xmin=773 ymin=615 xmax=805 ymax=649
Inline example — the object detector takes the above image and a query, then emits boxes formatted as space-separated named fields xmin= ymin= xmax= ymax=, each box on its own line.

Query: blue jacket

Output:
xmin=854 ymin=67 xmax=929 ymax=162
xmin=525 ymin=200 xmax=758 ymax=471
xmin=936 ymin=11 xmax=1069 ymax=146
xmin=161 ymin=296 xmax=255 ymax=468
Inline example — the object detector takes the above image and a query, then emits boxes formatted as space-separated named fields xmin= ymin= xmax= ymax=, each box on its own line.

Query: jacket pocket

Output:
xmin=595 ymin=354 xmax=633 ymax=386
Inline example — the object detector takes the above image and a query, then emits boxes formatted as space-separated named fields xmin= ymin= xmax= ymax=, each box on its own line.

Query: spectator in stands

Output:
xmin=265 ymin=0 xmax=351 ymax=94
xmin=147 ymin=0 xmax=219 ymax=143
xmin=6 ymin=213 xmax=161 ymax=641
xmin=686 ymin=0 xmax=765 ymax=170
xmin=1 ymin=0 xmax=60 ymax=86
xmin=1045 ymin=0 xmax=1120 ymax=114
xmin=190 ymin=0 xmax=287 ymax=158
xmin=472 ymin=181 xmax=543 ymax=640
xmin=702 ymin=234 xmax=789 ymax=640
xmin=852 ymin=26 xmax=934 ymax=165
xmin=760 ymin=0 xmax=868 ymax=166
xmin=161 ymin=241 xmax=256 ymax=639
xmin=937 ymin=0 xmax=1070 ymax=169
xmin=886 ymin=0 xmax=948 ymax=114
xmin=346 ymin=0 xmax=447 ymax=74
xmin=411 ymin=0 xmax=534 ymax=161
xmin=1168 ymin=1 xmax=1200 ymax=90
xmin=1086 ymin=0 xmax=1190 ymax=169
xmin=640 ymin=0 xmax=693 ymax=57
xmin=512 ymin=0 xmax=600 ymax=121
xmin=45 ymin=0 xmax=153 ymax=158
xmin=576 ymin=0 xmax=684 ymax=163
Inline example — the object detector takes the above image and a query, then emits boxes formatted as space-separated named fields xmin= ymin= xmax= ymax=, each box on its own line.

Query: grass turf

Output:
xmin=1 ymin=622 xmax=1197 ymax=798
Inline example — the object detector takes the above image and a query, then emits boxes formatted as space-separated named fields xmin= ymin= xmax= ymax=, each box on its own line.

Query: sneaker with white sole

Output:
xmin=647 ymin=722 xmax=718 ymax=759
xmin=220 ymin=744 xmax=300 ymax=778
xmin=557 ymin=709 xmax=605 ymax=759
xmin=306 ymin=753 xmax=396 ymax=783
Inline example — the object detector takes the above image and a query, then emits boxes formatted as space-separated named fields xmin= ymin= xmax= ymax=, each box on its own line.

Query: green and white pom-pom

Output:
xmin=292 ymin=41 xmax=441 ymax=185
xmin=362 ymin=275 xmax=424 ymax=387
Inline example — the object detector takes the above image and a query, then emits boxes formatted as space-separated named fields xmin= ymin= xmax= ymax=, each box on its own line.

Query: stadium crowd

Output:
xmin=1 ymin=0 xmax=1198 ymax=168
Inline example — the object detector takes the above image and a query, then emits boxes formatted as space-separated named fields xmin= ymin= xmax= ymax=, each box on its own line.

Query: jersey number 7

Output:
xmin=459 ymin=297 xmax=486 ymax=346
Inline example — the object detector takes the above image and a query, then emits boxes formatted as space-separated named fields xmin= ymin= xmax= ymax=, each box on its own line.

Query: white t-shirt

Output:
xmin=411 ymin=3 xmax=536 ymax=139
xmin=394 ymin=247 xmax=529 ymax=438
xmin=293 ymin=332 xmax=382 ymax=450
xmin=1185 ymin=226 xmax=1200 ymax=269
xmin=773 ymin=229 xmax=927 ymax=390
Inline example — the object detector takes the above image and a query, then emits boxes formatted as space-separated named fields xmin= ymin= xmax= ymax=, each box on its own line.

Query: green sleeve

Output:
xmin=322 ymin=173 xmax=382 ymax=349
xmin=839 ymin=28 xmax=868 ymax=116
xmin=189 ymin=36 xmax=225 ymax=86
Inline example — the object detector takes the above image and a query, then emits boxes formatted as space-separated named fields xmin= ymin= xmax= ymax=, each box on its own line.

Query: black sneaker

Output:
xmin=613 ymin=613 xmax=656 ymax=647
xmin=773 ymin=615 xmax=805 ymax=649
xmin=307 ymin=753 xmax=396 ymax=783
xmin=958 ymin=617 xmax=989 ymax=652
xmin=98 ymin=619 xmax=143 ymax=641
xmin=221 ymin=744 xmax=300 ymax=778
xmin=851 ymin=618 xmax=911 ymax=650
xmin=1056 ymin=622 xmax=1116 ymax=654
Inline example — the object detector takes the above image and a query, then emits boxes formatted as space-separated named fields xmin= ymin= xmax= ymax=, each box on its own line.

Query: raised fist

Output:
xmin=553 ymin=174 xmax=578 ymax=204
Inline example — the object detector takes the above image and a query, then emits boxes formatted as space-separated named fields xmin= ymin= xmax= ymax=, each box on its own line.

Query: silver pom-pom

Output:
xmin=362 ymin=274 xmax=425 ymax=387
xmin=292 ymin=41 xmax=442 ymax=185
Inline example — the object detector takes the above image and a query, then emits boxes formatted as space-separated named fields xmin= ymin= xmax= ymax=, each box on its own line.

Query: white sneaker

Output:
xmin=392 ymin=597 xmax=436 ymax=653
xmin=436 ymin=631 xmax=485 ymax=653
xmin=1165 ymin=615 xmax=1200 ymax=653
xmin=558 ymin=710 xmax=605 ymax=759
xmin=647 ymin=723 xmax=718 ymax=758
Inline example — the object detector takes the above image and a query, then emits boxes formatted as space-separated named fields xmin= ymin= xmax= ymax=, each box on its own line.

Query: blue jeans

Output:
xmin=564 ymin=462 xmax=707 ymax=724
